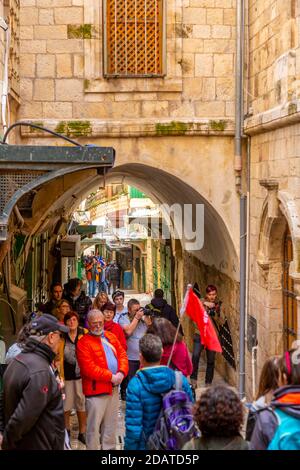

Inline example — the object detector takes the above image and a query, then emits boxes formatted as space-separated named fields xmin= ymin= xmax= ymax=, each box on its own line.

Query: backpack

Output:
xmin=245 ymin=403 xmax=265 ymax=441
xmin=268 ymin=408 xmax=300 ymax=450
xmin=146 ymin=371 xmax=200 ymax=450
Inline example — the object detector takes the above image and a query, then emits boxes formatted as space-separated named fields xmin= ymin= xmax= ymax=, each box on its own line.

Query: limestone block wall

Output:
xmin=248 ymin=0 xmax=298 ymax=116
xmin=247 ymin=122 xmax=300 ymax=397
xmin=178 ymin=250 xmax=239 ymax=387
xmin=0 ymin=1 xmax=4 ymax=85
xmin=18 ymin=0 xmax=236 ymax=124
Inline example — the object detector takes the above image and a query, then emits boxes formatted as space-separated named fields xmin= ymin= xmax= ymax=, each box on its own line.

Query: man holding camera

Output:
xmin=118 ymin=299 xmax=147 ymax=400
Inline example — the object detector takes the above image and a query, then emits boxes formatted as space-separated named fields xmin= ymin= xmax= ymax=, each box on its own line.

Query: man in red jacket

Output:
xmin=76 ymin=309 xmax=128 ymax=450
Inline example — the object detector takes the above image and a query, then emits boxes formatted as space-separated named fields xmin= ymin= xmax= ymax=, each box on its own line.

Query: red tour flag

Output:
xmin=183 ymin=285 xmax=222 ymax=353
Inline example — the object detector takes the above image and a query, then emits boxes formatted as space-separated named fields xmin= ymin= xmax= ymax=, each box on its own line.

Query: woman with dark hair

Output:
xmin=101 ymin=301 xmax=127 ymax=351
xmin=58 ymin=310 xmax=87 ymax=445
xmin=245 ymin=356 xmax=279 ymax=440
xmin=251 ymin=349 xmax=300 ymax=450
xmin=147 ymin=317 xmax=192 ymax=377
xmin=183 ymin=385 xmax=249 ymax=450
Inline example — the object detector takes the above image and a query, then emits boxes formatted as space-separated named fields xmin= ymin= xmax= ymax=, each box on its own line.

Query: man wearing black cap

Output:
xmin=1 ymin=314 xmax=69 ymax=450
xmin=145 ymin=289 xmax=181 ymax=330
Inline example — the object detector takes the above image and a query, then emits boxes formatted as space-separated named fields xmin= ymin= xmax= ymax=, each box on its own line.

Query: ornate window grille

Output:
xmin=104 ymin=0 xmax=165 ymax=77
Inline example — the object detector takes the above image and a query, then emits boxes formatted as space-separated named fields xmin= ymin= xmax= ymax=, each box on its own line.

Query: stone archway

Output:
xmin=102 ymin=163 xmax=240 ymax=385
xmin=257 ymin=189 xmax=300 ymax=355
xmin=5 ymin=158 xmax=240 ymax=385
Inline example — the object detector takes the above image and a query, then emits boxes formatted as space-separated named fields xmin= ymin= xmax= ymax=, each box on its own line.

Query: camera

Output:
xmin=140 ymin=307 xmax=154 ymax=316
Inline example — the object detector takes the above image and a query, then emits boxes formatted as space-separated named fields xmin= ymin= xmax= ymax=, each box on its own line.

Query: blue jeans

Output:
xmin=98 ymin=280 xmax=107 ymax=293
xmin=88 ymin=279 xmax=97 ymax=297
xmin=191 ymin=333 xmax=216 ymax=385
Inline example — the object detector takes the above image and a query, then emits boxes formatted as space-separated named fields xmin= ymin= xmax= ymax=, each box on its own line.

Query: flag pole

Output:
xmin=167 ymin=284 xmax=192 ymax=368
xmin=166 ymin=321 xmax=181 ymax=368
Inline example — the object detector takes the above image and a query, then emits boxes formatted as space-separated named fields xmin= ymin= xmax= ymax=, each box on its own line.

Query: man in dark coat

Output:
xmin=145 ymin=289 xmax=181 ymax=330
xmin=2 ymin=314 xmax=69 ymax=450
xmin=40 ymin=282 xmax=63 ymax=315
xmin=64 ymin=278 xmax=92 ymax=327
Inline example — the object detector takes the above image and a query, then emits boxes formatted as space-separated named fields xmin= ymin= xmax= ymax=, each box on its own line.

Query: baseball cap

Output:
xmin=30 ymin=313 xmax=69 ymax=335
xmin=112 ymin=290 xmax=124 ymax=300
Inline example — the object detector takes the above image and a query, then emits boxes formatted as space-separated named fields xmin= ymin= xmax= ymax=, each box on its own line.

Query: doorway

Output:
xmin=283 ymin=228 xmax=298 ymax=350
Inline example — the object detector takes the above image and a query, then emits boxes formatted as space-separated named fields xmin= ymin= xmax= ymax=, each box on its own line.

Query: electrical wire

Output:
xmin=1 ymin=121 xmax=83 ymax=147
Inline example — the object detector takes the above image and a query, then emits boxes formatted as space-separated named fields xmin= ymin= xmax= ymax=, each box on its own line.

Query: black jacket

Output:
xmin=65 ymin=291 xmax=92 ymax=326
xmin=146 ymin=298 xmax=181 ymax=330
xmin=250 ymin=385 xmax=300 ymax=450
xmin=2 ymin=339 xmax=65 ymax=450
xmin=39 ymin=299 xmax=57 ymax=315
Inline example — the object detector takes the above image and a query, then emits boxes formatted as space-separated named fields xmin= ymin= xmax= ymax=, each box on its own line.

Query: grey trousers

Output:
xmin=85 ymin=387 xmax=119 ymax=450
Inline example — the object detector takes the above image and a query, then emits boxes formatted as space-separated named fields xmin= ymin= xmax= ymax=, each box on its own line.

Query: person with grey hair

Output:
xmin=124 ymin=334 xmax=194 ymax=450
xmin=76 ymin=309 xmax=128 ymax=450
xmin=1 ymin=314 xmax=69 ymax=450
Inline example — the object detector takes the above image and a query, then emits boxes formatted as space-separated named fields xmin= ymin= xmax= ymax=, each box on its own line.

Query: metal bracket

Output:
xmin=0 ymin=144 xmax=115 ymax=241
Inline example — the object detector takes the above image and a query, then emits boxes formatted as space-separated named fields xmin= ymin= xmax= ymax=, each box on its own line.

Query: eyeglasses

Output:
xmin=90 ymin=321 xmax=103 ymax=326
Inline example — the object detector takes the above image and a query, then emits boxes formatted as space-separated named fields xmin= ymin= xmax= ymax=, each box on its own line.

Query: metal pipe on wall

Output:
xmin=0 ymin=18 xmax=10 ymax=139
xmin=234 ymin=0 xmax=244 ymax=174
xmin=235 ymin=0 xmax=247 ymax=399
xmin=239 ymin=194 xmax=247 ymax=399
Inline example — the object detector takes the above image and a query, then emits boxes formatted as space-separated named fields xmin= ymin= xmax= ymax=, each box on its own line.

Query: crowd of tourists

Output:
xmin=0 ymin=275 xmax=300 ymax=451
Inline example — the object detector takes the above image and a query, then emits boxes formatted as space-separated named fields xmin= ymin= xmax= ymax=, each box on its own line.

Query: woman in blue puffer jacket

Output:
xmin=124 ymin=334 xmax=194 ymax=450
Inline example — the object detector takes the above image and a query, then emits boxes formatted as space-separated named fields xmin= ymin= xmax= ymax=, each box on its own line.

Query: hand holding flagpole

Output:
xmin=181 ymin=284 xmax=222 ymax=353
xmin=166 ymin=285 xmax=192 ymax=368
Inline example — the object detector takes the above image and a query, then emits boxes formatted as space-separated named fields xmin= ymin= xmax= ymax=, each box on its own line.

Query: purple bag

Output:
xmin=146 ymin=371 xmax=200 ymax=450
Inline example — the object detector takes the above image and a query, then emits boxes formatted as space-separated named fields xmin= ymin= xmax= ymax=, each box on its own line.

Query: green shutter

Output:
xmin=129 ymin=187 xmax=147 ymax=199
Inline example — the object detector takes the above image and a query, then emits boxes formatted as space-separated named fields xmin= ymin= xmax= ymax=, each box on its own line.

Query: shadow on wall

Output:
xmin=181 ymin=252 xmax=239 ymax=388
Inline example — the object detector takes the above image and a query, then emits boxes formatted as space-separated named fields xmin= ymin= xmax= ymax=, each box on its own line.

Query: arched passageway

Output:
xmin=3 ymin=161 xmax=240 ymax=385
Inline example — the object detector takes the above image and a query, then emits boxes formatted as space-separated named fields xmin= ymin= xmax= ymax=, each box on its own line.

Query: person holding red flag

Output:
xmin=182 ymin=284 xmax=222 ymax=387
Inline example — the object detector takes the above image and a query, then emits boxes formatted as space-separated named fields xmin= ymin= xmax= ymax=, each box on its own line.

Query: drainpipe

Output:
xmin=235 ymin=0 xmax=247 ymax=399
xmin=239 ymin=194 xmax=247 ymax=399
xmin=0 ymin=18 xmax=10 ymax=140
xmin=234 ymin=0 xmax=244 ymax=178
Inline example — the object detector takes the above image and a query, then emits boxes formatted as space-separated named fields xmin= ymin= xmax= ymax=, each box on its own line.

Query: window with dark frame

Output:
xmin=104 ymin=0 xmax=164 ymax=77
xmin=283 ymin=228 xmax=298 ymax=350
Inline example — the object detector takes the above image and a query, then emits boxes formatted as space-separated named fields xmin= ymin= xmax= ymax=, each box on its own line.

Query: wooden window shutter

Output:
xmin=105 ymin=0 xmax=164 ymax=77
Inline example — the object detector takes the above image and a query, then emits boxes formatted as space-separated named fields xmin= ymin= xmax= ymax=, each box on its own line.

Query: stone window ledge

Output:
xmin=20 ymin=118 xmax=235 ymax=139
xmin=244 ymin=100 xmax=300 ymax=135
xmin=84 ymin=77 xmax=182 ymax=94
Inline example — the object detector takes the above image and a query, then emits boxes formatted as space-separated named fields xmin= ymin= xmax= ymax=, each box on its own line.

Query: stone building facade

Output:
xmin=245 ymin=0 xmax=300 ymax=397
xmin=7 ymin=0 xmax=240 ymax=387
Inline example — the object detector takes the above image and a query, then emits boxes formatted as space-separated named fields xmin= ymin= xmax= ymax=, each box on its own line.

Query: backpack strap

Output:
xmin=101 ymin=336 xmax=117 ymax=356
xmin=174 ymin=370 xmax=183 ymax=391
